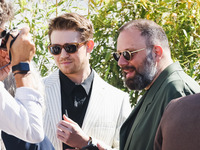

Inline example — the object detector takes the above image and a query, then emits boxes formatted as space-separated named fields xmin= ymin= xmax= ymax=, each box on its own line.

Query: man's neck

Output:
xmin=64 ymin=68 xmax=92 ymax=85
xmin=145 ymin=60 xmax=173 ymax=90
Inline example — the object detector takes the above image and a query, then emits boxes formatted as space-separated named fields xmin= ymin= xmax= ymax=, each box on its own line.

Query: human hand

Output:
xmin=6 ymin=26 xmax=35 ymax=66
xmin=0 ymin=49 xmax=11 ymax=81
xmin=97 ymin=143 xmax=107 ymax=150
xmin=57 ymin=114 xmax=90 ymax=149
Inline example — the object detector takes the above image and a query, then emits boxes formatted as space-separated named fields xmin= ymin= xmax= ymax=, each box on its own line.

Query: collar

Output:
xmin=149 ymin=61 xmax=183 ymax=92
xmin=59 ymin=69 xmax=94 ymax=95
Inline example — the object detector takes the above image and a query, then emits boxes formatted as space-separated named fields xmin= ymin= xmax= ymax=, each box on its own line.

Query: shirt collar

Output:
xmin=59 ymin=69 xmax=94 ymax=95
xmin=81 ymin=69 xmax=94 ymax=95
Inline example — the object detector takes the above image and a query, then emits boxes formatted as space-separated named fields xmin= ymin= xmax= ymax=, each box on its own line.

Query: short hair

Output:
xmin=119 ymin=19 xmax=170 ymax=50
xmin=0 ymin=0 xmax=13 ymax=26
xmin=48 ymin=13 xmax=94 ymax=42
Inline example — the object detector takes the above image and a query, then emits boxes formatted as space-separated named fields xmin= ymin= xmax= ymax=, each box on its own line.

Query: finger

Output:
xmin=59 ymin=119 xmax=74 ymax=128
xmin=18 ymin=27 xmax=35 ymax=53
xmin=57 ymin=122 xmax=72 ymax=133
xmin=57 ymin=134 xmax=66 ymax=143
xmin=0 ymin=51 xmax=9 ymax=64
xmin=63 ymin=115 xmax=76 ymax=125
xmin=0 ymin=50 xmax=8 ymax=57
xmin=57 ymin=128 xmax=66 ymax=138
xmin=5 ymin=56 xmax=10 ymax=63
xmin=17 ymin=28 xmax=33 ymax=46
xmin=3 ymin=65 xmax=11 ymax=74
xmin=97 ymin=143 xmax=104 ymax=150
xmin=57 ymin=129 xmax=69 ymax=145
xmin=19 ymin=26 xmax=30 ymax=35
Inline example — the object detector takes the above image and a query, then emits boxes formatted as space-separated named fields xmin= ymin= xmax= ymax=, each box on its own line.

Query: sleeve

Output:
xmin=154 ymin=120 xmax=163 ymax=150
xmin=154 ymin=102 xmax=173 ymax=150
xmin=91 ymin=93 xmax=131 ymax=150
xmin=0 ymin=82 xmax=44 ymax=143
xmin=112 ymin=93 xmax=131 ymax=150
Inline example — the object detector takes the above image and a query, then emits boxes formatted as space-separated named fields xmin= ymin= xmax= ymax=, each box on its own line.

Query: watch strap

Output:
xmin=12 ymin=62 xmax=30 ymax=72
xmin=80 ymin=144 xmax=99 ymax=150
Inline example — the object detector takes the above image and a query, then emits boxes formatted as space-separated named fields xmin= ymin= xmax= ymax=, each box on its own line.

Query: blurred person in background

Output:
xmin=1 ymin=65 xmax=55 ymax=150
xmin=154 ymin=92 xmax=200 ymax=150
xmin=0 ymin=0 xmax=45 ymax=147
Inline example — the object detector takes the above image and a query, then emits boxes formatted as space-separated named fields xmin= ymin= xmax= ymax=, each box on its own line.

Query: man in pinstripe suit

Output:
xmin=43 ymin=12 xmax=131 ymax=150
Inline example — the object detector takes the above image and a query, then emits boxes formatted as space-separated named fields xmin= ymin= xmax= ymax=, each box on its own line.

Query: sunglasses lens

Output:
xmin=113 ymin=52 xmax=120 ymax=61
xmin=50 ymin=45 xmax=62 ymax=55
xmin=49 ymin=42 xmax=82 ymax=55
xmin=64 ymin=44 xmax=77 ymax=53
xmin=123 ymin=51 xmax=131 ymax=60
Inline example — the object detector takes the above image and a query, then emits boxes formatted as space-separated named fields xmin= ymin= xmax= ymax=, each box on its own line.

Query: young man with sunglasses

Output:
xmin=114 ymin=19 xmax=200 ymax=150
xmin=43 ymin=13 xmax=131 ymax=150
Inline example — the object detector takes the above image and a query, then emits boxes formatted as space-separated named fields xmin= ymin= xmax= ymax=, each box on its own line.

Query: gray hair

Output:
xmin=3 ymin=71 xmax=15 ymax=96
xmin=0 ymin=0 xmax=13 ymax=26
xmin=119 ymin=19 xmax=170 ymax=53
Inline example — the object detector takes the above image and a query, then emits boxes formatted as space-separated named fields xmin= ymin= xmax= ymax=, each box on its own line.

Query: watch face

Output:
xmin=81 ymin=144 xmax=99 ymax=150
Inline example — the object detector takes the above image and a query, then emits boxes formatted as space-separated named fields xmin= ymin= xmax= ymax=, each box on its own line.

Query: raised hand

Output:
xmin=57 ymin=114 xmax=90 ymax=149
xmin=7 ymin=26 xmax=35 ymax=66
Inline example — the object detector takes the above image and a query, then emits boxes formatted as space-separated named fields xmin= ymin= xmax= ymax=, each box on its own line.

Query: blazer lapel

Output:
xmin=82 ymin=72 xmax=105 ymax=133
xmin=43 ymin=70 xmax=62 ymax=150
xmin=122 ymin=93 xmax=147 ymax=150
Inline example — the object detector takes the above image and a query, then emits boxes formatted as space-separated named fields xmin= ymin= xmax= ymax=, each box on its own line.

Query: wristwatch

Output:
xmin=81 ymin=144 xmax=99 ymax=150
xmin=80 ymin=137 xmax=99 ymax=150
xmin=12 ymin=62 xmax=30 ymax=72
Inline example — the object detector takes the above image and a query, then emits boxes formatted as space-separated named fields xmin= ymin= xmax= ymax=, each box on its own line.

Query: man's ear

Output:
xmin=86 ymin=40 xmax=94 ymax=53
xmin=153 ymin=45 xmax=163 ymax=61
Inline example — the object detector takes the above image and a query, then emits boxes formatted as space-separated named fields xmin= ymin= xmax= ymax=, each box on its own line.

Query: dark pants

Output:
xmin=1 ymin=131 xmax=55 ymax=150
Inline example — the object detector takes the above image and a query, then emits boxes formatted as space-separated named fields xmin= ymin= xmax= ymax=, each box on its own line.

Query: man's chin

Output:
xmin=125 ymin=78 xmax=137 ymax=90
xmin=60 ymin=68 xmax=72 ymax=74
xmin=125 ymin=77 xmax=145 ymax=91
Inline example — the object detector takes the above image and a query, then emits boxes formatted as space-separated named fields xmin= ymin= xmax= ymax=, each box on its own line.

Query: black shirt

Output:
xmin=59 ymin=69 xmax=94 ymax=149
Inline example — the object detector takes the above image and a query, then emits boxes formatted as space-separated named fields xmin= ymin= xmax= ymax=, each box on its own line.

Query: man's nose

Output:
xmin=118 ymin=54 xmax=129 ymax=68
xmin=60 ymin=48 xmax=69 ymax=57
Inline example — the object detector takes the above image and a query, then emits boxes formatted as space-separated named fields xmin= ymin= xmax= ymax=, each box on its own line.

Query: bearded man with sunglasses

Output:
xmin=43 ymin=13 xmax=131 ymax=150
xmin=114 ymin=19 xmax=200 ymax=150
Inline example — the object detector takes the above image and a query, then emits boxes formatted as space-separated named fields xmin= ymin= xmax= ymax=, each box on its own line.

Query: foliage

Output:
xmin=13 ymin=0 xmax=200 ymax=106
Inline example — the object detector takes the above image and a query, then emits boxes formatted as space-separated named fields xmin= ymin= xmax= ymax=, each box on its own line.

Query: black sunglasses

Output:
xmin=113 ymin=48 xmax=145 ymax=61
xmin=48 ymin=41 xmax=87 ymax=55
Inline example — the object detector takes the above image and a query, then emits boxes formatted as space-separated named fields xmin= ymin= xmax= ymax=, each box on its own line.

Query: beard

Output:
xmin=123 ymin=53 xmax=157 ymax=90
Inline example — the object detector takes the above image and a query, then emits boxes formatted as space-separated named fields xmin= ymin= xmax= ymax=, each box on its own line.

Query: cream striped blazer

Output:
xmin=43 ymin=70 xmax=131 ymax=150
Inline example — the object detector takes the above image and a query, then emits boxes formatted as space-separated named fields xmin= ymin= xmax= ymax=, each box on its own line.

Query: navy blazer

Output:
xmin=1 ymin=131 xmax=55 ymax=150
